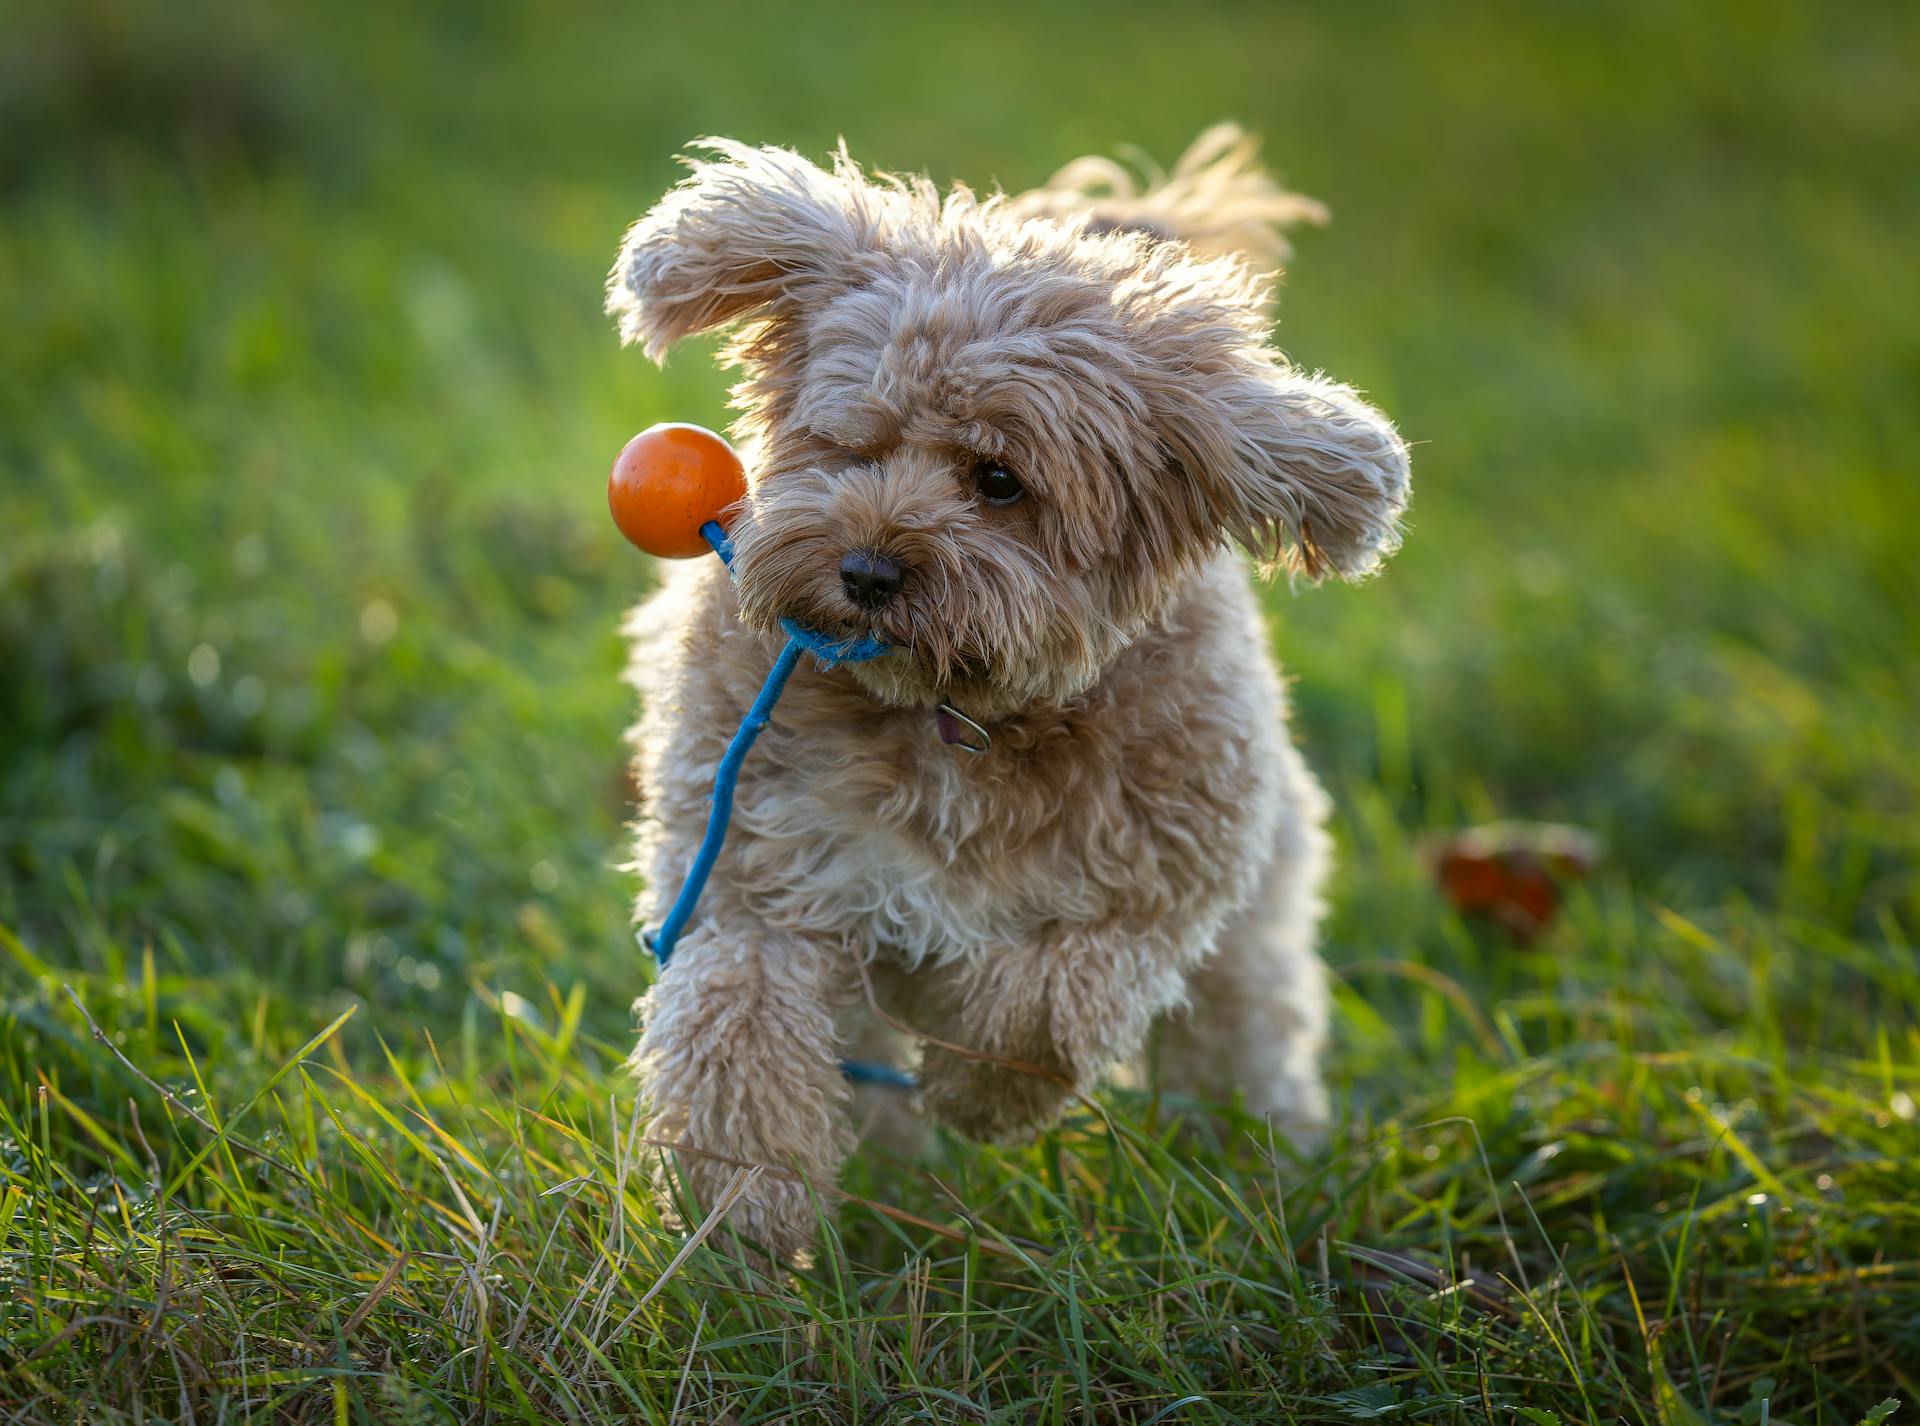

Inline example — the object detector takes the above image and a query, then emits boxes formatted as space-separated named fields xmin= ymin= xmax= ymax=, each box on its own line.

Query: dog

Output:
xmin=608 ymin=127 xmax=1410 ymax=1260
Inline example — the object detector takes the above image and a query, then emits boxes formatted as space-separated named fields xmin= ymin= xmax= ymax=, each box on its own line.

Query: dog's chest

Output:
xmin=747 ymin=736 xmax=1071 ymax=965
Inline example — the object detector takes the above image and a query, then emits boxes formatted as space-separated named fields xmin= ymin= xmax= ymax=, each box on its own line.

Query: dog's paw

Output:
xmin=653 ymin=1147 xmax=823 ymax=1267
xmin=917 ymin=1045 xmax=1075 ymax=1143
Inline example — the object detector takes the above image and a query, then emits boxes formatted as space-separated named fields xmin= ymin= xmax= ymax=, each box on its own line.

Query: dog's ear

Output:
xmin=607 ymin=140 xmax=881 ymax=362
xmin=1154 ymin=345 xmax=1411 ymax=581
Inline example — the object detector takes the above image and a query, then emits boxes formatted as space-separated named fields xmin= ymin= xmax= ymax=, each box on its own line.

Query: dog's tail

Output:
xmin=1004 ymin=123 xmax=1326 ymax=272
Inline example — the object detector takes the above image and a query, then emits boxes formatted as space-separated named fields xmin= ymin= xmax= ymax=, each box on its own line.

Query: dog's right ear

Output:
xmin=607 ymin=140 xmax=881 ymax=362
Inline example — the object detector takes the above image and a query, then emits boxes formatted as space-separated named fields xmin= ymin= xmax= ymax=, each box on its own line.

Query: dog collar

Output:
xmin=934 ymin=702 xmax=992 ymax=755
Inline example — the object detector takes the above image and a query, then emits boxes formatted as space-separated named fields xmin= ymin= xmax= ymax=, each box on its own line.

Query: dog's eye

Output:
xmin=972 ymin=461 xmax=1025 ymax=506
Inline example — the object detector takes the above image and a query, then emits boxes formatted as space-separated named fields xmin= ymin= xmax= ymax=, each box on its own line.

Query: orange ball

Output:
xmin=607 ymin=422 xmax=747 ymax=559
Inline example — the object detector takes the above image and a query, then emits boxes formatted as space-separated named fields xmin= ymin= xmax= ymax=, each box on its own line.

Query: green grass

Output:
xmin=3 ymin=0 xmax=1918 ymax=1419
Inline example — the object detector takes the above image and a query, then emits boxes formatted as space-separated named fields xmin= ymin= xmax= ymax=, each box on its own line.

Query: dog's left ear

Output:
xmin=1155 ymin=348 xmax=1411 ymax=581
xmin=607 ymin=140 xmax=880 ymax=362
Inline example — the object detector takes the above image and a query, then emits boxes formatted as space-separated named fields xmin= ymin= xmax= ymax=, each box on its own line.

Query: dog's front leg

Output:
xmin=916 ymin=923 xmax=1194 ymax=1142
xmin=630 ymin=916 xmax=851 ymax=1262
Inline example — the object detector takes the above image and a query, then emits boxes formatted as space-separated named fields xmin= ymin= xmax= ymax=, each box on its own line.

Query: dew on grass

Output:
xmin=213 ymin=766 xmax=245 ymax=805
xmin=335 ymin=821 xmax=379 ymax=860
xmin=360 ymin=599 xmax=398 ymax=644
xmin=232 ymin=533 xmax=267 ymax=576
xmin=187 ymin=643 xmax=220 ymax=686
xmin=397 ymin=955 xmax=444 ymax=990
xmin=232 ymin=674 xmax=267 ymax=716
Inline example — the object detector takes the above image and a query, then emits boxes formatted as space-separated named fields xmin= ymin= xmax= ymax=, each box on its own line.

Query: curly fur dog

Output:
xmin=608 ymin=127 xmax=1410 ymax=1260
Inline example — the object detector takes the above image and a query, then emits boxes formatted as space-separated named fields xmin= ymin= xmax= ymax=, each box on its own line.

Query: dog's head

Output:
xmin=609 ymin=140 xmax=1409 ymax=715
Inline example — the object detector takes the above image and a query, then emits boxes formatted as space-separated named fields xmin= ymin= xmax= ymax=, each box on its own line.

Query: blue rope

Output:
xmin=642 ymin=521 xmax=913 ymax=1090
xmin=700 ymin=524 xmax=891 ymax=665
xmin=645 ymin=633 xmax=805 ymax=962
xmin=838 ymin=1059 xmax=920 ymax=1090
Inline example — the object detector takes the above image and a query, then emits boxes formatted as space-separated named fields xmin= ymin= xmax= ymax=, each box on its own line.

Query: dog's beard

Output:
xmin=727 ymin=479 xmax=1124 ymax=716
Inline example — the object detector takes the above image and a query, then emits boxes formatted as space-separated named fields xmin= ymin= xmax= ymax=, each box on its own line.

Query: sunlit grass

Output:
xmin=7 ymin=873 xmax=1917 ymax=1420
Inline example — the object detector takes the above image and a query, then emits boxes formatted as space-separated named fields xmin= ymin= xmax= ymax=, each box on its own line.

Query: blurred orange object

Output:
xmin=1430 ymin=821 xmax=1599 ymax=943
xmin=607 ymin=423 xmax=747 ymax=559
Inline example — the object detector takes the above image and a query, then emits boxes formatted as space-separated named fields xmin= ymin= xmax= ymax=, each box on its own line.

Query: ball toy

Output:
xmin=607 ymin=422 xmax=747 ymax=559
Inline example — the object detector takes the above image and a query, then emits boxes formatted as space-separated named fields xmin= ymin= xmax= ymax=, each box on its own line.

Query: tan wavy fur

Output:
xmin=607 ymin=130 xmax=1410 ymax=1260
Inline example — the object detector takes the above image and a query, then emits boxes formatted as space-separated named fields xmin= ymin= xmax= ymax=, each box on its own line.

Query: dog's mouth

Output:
xmin=729 ymin=539 xmax=1044 ymax=731
xmin=767 ymin=605 xmax=903 ymax=664
xmin=756 ymin=596 xmax=1005 ymax=744
xmin=750 ymin=588 xmax=996 ymax=687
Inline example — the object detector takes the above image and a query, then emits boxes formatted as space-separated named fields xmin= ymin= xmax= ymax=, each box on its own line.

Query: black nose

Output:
xmin=839 ymin=549 xmax=905 ymax=610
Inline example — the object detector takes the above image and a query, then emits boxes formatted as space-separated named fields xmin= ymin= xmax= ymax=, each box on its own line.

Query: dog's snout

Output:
xmin=839 ymin=549 xmax=905 ymax=610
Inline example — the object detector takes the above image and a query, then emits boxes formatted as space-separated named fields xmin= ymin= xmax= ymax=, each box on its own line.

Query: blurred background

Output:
xmin=3 ymin=0 xmax=1916 ymax=1064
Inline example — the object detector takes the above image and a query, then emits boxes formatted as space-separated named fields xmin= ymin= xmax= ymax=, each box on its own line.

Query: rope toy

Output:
xmin=609 ymin=423 xmax=915 ymax=1090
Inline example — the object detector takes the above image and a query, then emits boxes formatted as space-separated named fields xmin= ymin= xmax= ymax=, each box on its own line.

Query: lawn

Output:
xmin=3 ymin=0 xmax=1918 ymax=1420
